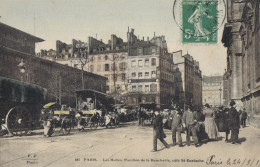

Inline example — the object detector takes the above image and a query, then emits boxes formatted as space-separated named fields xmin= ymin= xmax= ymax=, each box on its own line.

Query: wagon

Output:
xmin=75 ymin=89 xmax=114 ymax=129
xmin=42 ymin=103 xmax=75 ymax=135
xmin=0 ymin=76 xmax=46 ymax=136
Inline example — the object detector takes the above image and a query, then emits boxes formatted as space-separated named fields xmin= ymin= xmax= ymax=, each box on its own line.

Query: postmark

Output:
xmin=173 ymin=0 xmax=226 ymax=43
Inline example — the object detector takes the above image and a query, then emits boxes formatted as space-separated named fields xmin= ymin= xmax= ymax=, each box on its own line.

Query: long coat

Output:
xmin=153 ymin=114 xmax=166 ymax=139
xmin=182 ymin=110 xmax=199 ymax=127
xmin=228 ymin=107 xmax=240 ymax=130
xmin=215 ymin=110 xmax=229 ymax=132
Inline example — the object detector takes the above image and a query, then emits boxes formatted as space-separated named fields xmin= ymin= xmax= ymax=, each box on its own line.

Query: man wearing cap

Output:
xmin=182 ymin=106 xmax=200 ymax=147
xmin=152 ymin=109 xmax=170 ymax=152
xmin=228 ymin=100 xmax=240 ymax=144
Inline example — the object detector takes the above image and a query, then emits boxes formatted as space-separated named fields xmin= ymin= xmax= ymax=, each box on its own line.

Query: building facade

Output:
xmin=127 ymin=36 xmax=175 ymax=108
xmin=173 ymin=50 xmax=202 ymax=109
xmin=202 ymin=75 xmax=224 ymax=107
xmin=86 ymin=34 xmax=129 ymax=96
xmin=0 ymin=23 xmax=107 ymax=107
xmin=222 ymin=0 xmax=260 ymax=128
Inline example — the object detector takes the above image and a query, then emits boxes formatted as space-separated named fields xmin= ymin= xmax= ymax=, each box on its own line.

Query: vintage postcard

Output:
xmin=0 ymin=0 xmax=259 ymax=167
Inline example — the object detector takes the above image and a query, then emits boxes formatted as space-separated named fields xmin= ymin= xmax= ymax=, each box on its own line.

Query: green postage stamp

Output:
xmin=182 ymin=0 xmax=219 ymax=43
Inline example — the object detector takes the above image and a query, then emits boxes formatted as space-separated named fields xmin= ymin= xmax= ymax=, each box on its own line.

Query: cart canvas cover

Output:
xmin=0 ymin=76 xmax=46 ymax=103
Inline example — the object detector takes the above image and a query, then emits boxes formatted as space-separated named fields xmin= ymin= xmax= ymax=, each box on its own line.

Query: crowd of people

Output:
xmin=152 ymin=100 xmax=248 ymax=152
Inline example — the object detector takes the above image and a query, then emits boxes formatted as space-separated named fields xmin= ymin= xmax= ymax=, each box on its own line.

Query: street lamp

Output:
xmin=219 ymin=87 xmax=222 ymax=106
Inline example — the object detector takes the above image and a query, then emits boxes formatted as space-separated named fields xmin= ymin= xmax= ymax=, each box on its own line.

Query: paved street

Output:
xmin=0 ymin=121 xmax=260 ymax=167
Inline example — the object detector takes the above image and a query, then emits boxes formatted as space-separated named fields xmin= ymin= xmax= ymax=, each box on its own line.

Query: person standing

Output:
xmin=203 ymin=103 xmax=219 ymax=140
xmin=171 ymin=109 xmax=184 ymax=147
xmin=241 ymin=108 xmax=248 ymax=128
xmin=228 ymin=101 xmax=240 ymax=144
xmin=152 ymin=110 xmax=170 ymax=152
xmin=182 ymin=106 xmax=200 ymax=147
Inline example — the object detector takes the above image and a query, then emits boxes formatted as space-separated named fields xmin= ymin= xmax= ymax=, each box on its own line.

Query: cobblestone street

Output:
xmin=1 ymin=122 xmax=260 ymax=167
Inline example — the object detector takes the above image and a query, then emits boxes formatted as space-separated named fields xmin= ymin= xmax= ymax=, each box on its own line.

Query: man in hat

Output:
xmin=182 ymin=105 xmax=200 ymax=147
xmin=152 ymin=109 xmax=170 ymax=152
xmin=228 ymin=100 xmax=240 ymax=144
xmin=171 ymin=108 xmax=184 ymax=147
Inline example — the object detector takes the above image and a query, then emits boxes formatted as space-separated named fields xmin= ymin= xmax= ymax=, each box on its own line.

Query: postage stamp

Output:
xmin=173 ymin=0 xmax=226 ymax=44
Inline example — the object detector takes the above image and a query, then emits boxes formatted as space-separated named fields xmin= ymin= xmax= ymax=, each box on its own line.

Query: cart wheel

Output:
xmin=6 ymin=106 xmax=32 ymax=136
xmin=61 ymin=116 xmax=72 ymax=135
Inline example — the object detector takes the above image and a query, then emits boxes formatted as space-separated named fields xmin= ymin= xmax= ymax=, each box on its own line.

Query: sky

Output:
xmin=0 ymin=0 xmax=227 ymax=76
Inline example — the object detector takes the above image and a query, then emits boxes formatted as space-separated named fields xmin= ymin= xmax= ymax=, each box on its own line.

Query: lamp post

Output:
xmin=219 ymin=87 xmax=222 ymax=106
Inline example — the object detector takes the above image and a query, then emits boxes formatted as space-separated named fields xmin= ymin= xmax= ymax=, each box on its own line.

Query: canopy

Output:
xmin=0 ymin=76 xmax=46 ymax=103
xmin=44 ymin=102 xmax=57 ymax=109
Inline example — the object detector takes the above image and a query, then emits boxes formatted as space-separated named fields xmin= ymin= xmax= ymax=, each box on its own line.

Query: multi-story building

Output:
xmin=222 ymin=0 xmax=260 ymax=128
xmin=0 ymin=22 xmax=107 ymax=106
xmin=127 ymin=36 xmax=175 ymax=108
xmin=37 ymin=39 xmax=88 ymax=69
xmin=202 ymin=75 xmax=224 ymax=107
xmin=86 ymin=34 xmax=129 ymax=96
xmin=173 ymin=50 xmax=202 ymax=109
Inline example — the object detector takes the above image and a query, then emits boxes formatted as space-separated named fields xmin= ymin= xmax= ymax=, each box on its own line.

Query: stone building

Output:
xmin=85 ymin=34 xmax=129 ymax=96
xmin=172 ymin=50 xmax=202 ymax=109
xmin=127 ymin=36 xmax=175 ymax=108
xmin=222 ymin=0 xmax=260 ymax=127
xmin=202 ymin=75 xmax=223 ymax=107
xmin=37 ymin=39 xmax=88 ymax=69
xmin=0 ymin=22 xmax=107 ymax=107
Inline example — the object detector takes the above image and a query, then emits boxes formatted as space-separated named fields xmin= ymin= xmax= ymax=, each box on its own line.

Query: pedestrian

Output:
xmin=241 ymin=108 xmax=247 ymax=128
xmin=182 ymin=105 xmax=200 ymax=147
xmin=171 ymin=108 xmax=184 ymax=147
xmin=203 ymin=103 xmax=219 ymax=141
xmin=215 ymin=106 xmax=230 ymax=142
xmin=152 ymin=109 xmax=170 ymax=152
xmin=228 ymin=100 xmax=241 ymax=144
xmin=41 ymin=109 xmax=55 ymax=137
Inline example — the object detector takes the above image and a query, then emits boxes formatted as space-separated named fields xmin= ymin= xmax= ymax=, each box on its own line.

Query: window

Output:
xmin=138 ymin=72 xmax=142 ymax=78
xmin=150 ymin=84 xmax=157 ymax=92
xmin=151 ymin=71 xmax=156 ymax=78
xmin=131 ymin=60 xmax=136 ymax=67
xmin=152 ymin=47 xmax=156 ymax=53
xmin=105 ymin=64 xmax=110 ymax=71
xmin=105 ymin=55 xmax=109 ymax=60
xmin=132 ymin=72 xmax=136 ymax=78
xmin=132 ymin=86 xmax=137 ymax=92
xmin=138 ymin=60 xmax=143 ymax=67
xmin=122 ymin=73 xmax=126 ymax=81
xmin=152 ymin=58 xmax=156 ymax=66
xmin=145 ymin=72 xmax=149 ymax=78
xmin=145 ymin=85 xmax=149 ymax=92
xmin=98 ymin=56 xmax=101 ymax=60
xmin=145 ymin=58 xmax=149 ymax=66
xmin=97 ymin=64 xmax=101 ymax=72
xmin=138 ymin=85 xmax=142 ymax=91
xmin=138 ymin=48 xmax=143 ymax=55
xmin=119 ymin=62 xmax=126 ymax=71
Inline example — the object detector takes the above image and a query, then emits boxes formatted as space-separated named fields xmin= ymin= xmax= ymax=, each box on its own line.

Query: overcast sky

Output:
xmin=0 ymin=0 xmax=227 ymax=76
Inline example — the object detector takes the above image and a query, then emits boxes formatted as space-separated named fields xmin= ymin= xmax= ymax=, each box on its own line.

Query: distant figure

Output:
xmin=228 ymin=101 xmax=241 ymax=144
xmin=203 ymin=103 xmax=218 ymax=140
xmin=152 ymin=110 xmax=170 ymax=152
xmin=241 ymin=108 xmax=248 ymax=128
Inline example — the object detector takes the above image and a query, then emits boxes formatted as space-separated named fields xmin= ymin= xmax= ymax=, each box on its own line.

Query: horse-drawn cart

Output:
xmin=75 ymin=89 xmax=115 ymax=130
xmin=0 ymin=76 xmax=46 ymax=136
